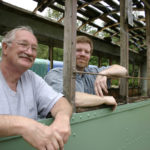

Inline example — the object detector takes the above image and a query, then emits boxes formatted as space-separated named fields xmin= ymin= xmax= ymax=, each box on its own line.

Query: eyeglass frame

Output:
xmin=7 ymin=40 xmax=38 ymax=53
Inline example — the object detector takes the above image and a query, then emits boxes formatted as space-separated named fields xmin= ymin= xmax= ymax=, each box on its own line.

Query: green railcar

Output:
xmin=1 ymin=58 xmax=150 ymax=150
xmin=1 ymin=100 xmax=150 ymax=150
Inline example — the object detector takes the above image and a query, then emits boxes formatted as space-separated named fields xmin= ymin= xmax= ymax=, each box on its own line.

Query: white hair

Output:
xmin=2 ymin=26 xmax=34 ymax=44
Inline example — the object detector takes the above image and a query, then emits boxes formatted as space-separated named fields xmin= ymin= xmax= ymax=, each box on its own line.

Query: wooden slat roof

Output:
xmin=1 ymin=0 xmax=150 ymax=53
xmin=30 ymin=0 xmax=149 ymax=53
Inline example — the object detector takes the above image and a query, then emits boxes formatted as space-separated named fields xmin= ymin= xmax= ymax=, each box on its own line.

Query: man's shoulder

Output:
xmin=50 ymin=67 xmax=63 ymax=72
xmin=44 ymin=67 xmax=63 ymax=80
xmin=47 ymin=67 xmax=63 ymax=75
xmin=23 ymin=69 xmax=34 ymax=76
xmin=85 ymin=66 xmax=99 ymax=73
xmin=22 ymin=70 xmax=40 ymax=80
xmin=85 ymin=66 xmax=109 ymax=73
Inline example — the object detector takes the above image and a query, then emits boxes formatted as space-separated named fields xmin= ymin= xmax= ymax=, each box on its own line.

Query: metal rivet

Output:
xmin=73 ymin=133 xmax=76 ymax=137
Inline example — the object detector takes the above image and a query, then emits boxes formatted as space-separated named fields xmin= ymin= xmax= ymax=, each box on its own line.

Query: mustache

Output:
xmin=19 ymin=53 xmax=34 ymax=62
xmin=77 ymin=58 xmax=87 ymax=61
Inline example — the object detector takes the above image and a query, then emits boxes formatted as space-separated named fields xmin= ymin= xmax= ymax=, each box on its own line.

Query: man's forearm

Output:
xmin=50 ymin=97 xmax=73 ymax=146
xmin=0 ymin=115 xmax=33 ymax=137
xmin=51 ymin=97 xmax=72 ymax=120
xmin=75 ymin=92 xmax=117 ymax=108
xmin=100 ymin=64 xmax=127 ymax=77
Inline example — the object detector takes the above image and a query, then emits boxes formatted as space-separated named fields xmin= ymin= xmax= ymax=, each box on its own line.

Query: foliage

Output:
xmin=37 ymin=44 xmax=49 ymax=59
xmin=112 ymin=36 xmax=120 ymax=45
xmin=47 ymin=4 xmax=63 ymax=22
xmin=37 ymin=44 xmax=64 ymax=61
xmin=89 ymin=56 xmax=98 ymax=66
xmin=128 ymin=64 xmax=139 ymax=87
xmin=53 ymin=47 xmax=63 ymax=61
xmin=101 ymin=57 xmax=109 ymax=66
xmin=111 ymin=79 xmax=119 ymax=86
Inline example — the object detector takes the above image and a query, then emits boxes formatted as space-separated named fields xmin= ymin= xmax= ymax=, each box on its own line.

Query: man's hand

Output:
xmin=21 ymin=117 xmax=70 ymax=150
xmin=94 ymin=64 xmax=128 ymax=97
xmin=50 ymin=114 xmax=71 ymax=145
xmin=94 ymin=75 xmax=108 ymax=96
xmin=104 ymin=96 xmax=117 ymax=110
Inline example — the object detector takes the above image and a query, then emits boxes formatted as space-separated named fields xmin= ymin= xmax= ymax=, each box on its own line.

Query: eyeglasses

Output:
xmin=10 ymin=41 xmax=38 ymax=53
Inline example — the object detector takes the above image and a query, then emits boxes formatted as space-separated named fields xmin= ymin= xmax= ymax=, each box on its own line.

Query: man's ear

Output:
xmin=2 ymin=42 xmax=9 ymax=55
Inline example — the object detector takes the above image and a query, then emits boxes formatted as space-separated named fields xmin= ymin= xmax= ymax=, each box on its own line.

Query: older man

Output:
xmin=45 ymin=36 xmax=127 ymax=109
xmin=0 ymin=26 xmax=72 ymax=150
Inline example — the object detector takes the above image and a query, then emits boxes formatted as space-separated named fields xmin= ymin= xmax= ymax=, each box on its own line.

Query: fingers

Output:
xmin=111 ymin=100 xmax=117 ymax=111
xmin=22 ymin=120 xmax=68 ymax=150
xmin=112 ymin=103 xmax=117 ymax=111
xmin=95 ymin=85 xmax=103 ymax=96
xmin=105 ymin=96 xmax=117 ymax=111
xmin=55 ymin=133 xmax=64 ymax=150
xmin=40 ymin=147 xmax=47 ymax=150
xmin=95 ymin=76 xmax=108 ymax=96
xmin=42 ymin=133 xmax=64 ymax=150
xmin=63 ymin=133 xmax=70 ymax=144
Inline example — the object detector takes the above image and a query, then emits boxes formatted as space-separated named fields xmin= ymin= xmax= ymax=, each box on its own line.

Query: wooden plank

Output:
xmin=119 ymin=0 xmax=129 ymax=102
xmin=127 ymin=0 xmax=133 ymax=26
xmin=63 ymin=0 xmax=77 ymax=111
xmin=141 ymin=61 xmax=147 ymax=95
xmin=146 ymin=7 xmax=150 ymax=96
xmin=142 ymin=0 xmax=150 ymax=9
xmin=48 ymin=45 xmax=53 ymax=69
xmin=98 ymin=55 xmax=101 ymax=67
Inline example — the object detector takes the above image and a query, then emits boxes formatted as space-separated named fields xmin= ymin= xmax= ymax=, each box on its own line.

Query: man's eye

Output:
xmin=76 ymin=49 xmax=81 ymax=52
xmin=85 ymin=51 xmax=90 ymax=54
xmin=32 ymin=47 xmax=37 ymax=51
xmin=20 ymin=43 xmax=28 ymax=47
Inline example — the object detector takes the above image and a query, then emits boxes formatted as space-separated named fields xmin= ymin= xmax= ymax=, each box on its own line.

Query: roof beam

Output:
xmin=141 ymin=0 xmax=150 ymax=9
xmin=0 ymin=1 xmax=144 ymax=64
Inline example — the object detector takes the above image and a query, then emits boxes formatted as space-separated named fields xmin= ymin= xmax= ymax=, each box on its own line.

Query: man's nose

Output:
xmin=25 ymin=46 xmax=33 ymax=54
xmin=80 ymin=51 xmax=86 ymax=55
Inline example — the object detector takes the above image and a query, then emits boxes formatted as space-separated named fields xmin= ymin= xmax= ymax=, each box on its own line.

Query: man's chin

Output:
xmin=76 ymin=64 xmax=88 ymax=71
xmin=20 ymin=61 xmax=33 ymax=70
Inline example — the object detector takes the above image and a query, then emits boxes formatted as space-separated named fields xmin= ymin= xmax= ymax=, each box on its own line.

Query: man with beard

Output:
xmin=45 ymin=36 xmax=127 ymax=110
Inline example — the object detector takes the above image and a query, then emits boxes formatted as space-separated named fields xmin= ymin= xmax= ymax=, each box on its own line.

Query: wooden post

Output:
xmin=137 ymin=64 xmax=141 ymax=95
xmin=109 ymin=57 xmax=112 ymax=66
xmin=98 ymin=55 xmax=101 ymax=67
xmin=141 ymin=61 xmax=147 ymax=96
xmin=146 ymin=6 xmax=150 ymax=96
xmin=63 ymin=0 xmax=77 ymax=111
xmin=132 ymin=63 xmax=135 ymax=96
xmin=119 ymin=0 xmax=129 ymax=102
xmin=48 ymin=45 xmax=53 ymax=69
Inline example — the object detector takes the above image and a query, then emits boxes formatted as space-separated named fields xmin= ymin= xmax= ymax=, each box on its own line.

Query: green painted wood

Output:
xmin=1 ymin=100 xmax=150 ymax=150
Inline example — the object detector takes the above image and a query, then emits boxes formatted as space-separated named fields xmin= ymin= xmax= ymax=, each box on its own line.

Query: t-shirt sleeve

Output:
xmin=32 ymin=71 xmax=63 ymax=118
xmin=44 ymin=68 xmax=63 ymax=94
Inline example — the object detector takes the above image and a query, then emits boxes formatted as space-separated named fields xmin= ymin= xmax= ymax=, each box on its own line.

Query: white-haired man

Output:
xmin=0 ymin=26 xmax=72 ymax=150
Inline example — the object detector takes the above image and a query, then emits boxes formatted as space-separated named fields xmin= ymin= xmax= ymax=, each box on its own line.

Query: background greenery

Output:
xmin=0 ymin=7 xmax=140 ymax=88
